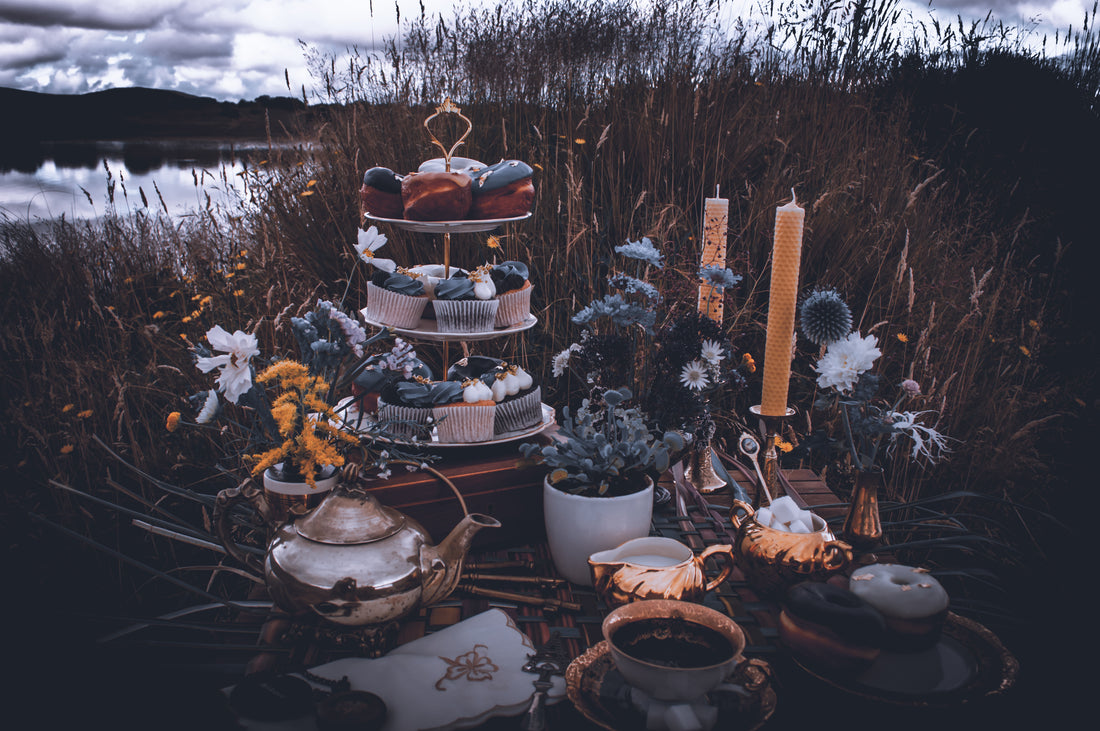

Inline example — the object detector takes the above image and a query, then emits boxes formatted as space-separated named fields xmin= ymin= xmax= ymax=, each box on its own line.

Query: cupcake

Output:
xmin=377 ymin=379 xmax=460 ymax=442
xmin=432 ymin=270 xmax=499 ymax=333
xmin=490 ymin=261 xmax=533 ymax=327
xmin=367 ymin=270 xmax=427 ymax=328
xmin=448 ymin=356 xmax=542 ymax=435
xmin=433 ymin=378 xmax=496 ymax=443
xmin=349 ymin=338 xmax=432 ymax=414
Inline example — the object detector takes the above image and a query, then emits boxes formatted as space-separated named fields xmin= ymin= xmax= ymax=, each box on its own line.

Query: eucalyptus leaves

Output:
xmin=520 ymin=387 xmax=683 ymax=497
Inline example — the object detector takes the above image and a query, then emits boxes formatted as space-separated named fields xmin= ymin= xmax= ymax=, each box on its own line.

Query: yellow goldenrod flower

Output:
xmin=1019 ymin=345 xmax=1031 ymax=357
xmin=1028 ymin=319 xmax=1040 ymax=330
xmin=225 ymin=271 xmax=236 ymax=279
xmin=182 ymin=316 xmax=192 ymax=323
xmin=153 ymin=311 xmax=167 ymax=319
xmin=896 ymin=333 xmax=908 ymax=343
xmin=574 ymin=138 xmax=586 ymax=144
xmin=200 ymin=295 xmax=213 ymax=308
xmin=60 ymin=444 xmax=75 ymax=454
xmin=300 ymin=190 xmax=314 ymax=197
xmin=166 ymin=412 xmax=181 ymax=432
xmin=77 ymin=409 xmax=92 ymax=418
xmin=62 ymin=403 xmax=75 ymax=413
xmin=307 ymin=179 xmax=317 ymax=187
xmin=235 ymin=262 xmax=247 ymax=270
xmin=239 ymin=250 xmax=248 ymax=257
xmin=233 ymin=289 xmax=244 ymax=297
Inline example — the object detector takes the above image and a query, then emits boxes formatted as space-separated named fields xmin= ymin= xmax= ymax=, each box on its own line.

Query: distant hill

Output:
xmin=1 ymin=87 xmax=310 ymax=145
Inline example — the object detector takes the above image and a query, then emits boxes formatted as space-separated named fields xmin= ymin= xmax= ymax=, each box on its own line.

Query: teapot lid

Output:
xmin=295 ymin=486 xmax=405 ymax=544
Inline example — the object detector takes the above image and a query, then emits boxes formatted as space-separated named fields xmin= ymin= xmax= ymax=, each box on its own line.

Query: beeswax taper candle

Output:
xmin=761 ymin=191 xmax=805 ymax=416
xmin=698 ymin=188 xmax=729 ymax=323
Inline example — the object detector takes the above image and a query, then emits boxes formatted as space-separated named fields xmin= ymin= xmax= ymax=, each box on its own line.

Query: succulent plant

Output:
xmin=520 ymin=387 xmax=684 ymax=497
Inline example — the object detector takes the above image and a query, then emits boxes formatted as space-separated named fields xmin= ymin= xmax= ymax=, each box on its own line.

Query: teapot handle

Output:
xmin=822 ymin=538 xmax=854 ymax=571
xmin=214 ymin=478 xmax=267 ymax=573
xmin=698 ymin=544 xmax=736 ymax=592
xmin=729 ymin=499 xmax=754 ymax=531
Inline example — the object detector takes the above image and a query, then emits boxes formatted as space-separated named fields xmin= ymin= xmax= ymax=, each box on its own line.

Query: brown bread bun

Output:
xmin=401 ymin=171 xmax=472 ymax=221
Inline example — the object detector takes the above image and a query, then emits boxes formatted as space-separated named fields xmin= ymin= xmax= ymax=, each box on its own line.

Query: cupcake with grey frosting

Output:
xmin=447 ymin=355 xmax=541 ymax=434
xmin=432 ymin=378 xmax=496 ymax=443
xmin=490 ymin=260 xmax=533 ymax=327
xmin=367 ymin=269 xmax=428 ymax=328
xmin=432 ymin=268 xmax=499 ymax=333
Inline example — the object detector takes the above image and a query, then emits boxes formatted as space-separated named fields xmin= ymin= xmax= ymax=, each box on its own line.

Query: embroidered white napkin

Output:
xmin=234 ymin=609 xmax=566 ymax=731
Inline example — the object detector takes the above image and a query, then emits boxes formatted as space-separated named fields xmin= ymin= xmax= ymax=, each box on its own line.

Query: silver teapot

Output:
xmin=215 ymin=470 xmax=499 ymax=630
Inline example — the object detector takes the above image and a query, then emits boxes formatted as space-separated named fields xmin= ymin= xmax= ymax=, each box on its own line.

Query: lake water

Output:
xmin=0 ymin=140 xmax=284 ymax=221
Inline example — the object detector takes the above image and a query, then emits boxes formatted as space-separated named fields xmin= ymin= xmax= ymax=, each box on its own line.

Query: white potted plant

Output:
xmin=521 ymin=386 xmax=683 ymax=585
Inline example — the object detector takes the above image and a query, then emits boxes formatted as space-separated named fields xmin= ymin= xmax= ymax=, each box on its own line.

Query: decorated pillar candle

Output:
xmin=760 ymin=192 xmax=805 ymax=416
xmin=697 ymin=190 xmax=729 ymax=323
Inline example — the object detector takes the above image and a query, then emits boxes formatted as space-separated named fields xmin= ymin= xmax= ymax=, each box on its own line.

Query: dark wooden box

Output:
xmin=361 ymin=442 xmax=547 ymax=549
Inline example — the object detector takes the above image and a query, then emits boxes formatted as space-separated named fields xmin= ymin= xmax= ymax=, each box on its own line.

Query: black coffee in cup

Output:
xmin=611 ymin=617 xmax=734 ymax=668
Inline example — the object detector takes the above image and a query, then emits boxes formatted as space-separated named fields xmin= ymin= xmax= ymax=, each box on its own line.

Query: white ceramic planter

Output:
xmin=542 ymin=475 xmax=654 ymax=586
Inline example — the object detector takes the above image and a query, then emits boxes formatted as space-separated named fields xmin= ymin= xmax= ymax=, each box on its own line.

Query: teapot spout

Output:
xmin=419 ymin=513 xmax=501 ymax=606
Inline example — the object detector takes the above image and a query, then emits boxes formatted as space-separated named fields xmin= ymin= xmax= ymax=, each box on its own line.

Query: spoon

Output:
xmin=738 ymin=433 xmax=774 ymax=505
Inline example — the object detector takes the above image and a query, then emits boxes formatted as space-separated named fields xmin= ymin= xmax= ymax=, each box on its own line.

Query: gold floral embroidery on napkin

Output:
xmin=435 ymin=644 xmax=500 ymax=691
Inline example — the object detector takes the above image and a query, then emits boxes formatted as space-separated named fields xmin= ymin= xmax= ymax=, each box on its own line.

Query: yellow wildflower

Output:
xmin=166 ymin=412 xmax=181 ymax=432
xmin=775 ymin=439 xmax=794 ymax=453
xmin=896 ymin=333 xmax=908 ymax=343
xmin=62 ymin=403 xmax=75 ymax=413
xmin=225 ymin=271 xmax=236 ymax=279
xmin=1028 ymin=319 xmax=1040 ymax=331
xmin=235 ymin=262 xmax=247 ymax=270
xmin=77 ymin=409 xmax=92 ymax=418
xmin=60 ymin=444 xmax=75 ymax=455
xmin=300 ymin=190 xmax=314 ymax=197
xmin=574 ymin=138 xmax=586 ymax=144
xmin=741 ymin=353 xmax=756 ymax=373
xmin=200 ymin=295 xmax=213 ymax=308
xmin=486 ymin=235 xmax=501 ymax=250
xmin=233 ymin=289 xmax=244 ymax=297
xmin=182 ymin=316 xmax=192 ymax=323
xmin=239 ymin=250 xmax=248 ymax=257
xmin=1019 ymin=345 xmax=1031 ymax=357
xmin=307 ymin=179 xmax=317 ymax=187
xmin=153 ymin=311 xmax=167 ymax=319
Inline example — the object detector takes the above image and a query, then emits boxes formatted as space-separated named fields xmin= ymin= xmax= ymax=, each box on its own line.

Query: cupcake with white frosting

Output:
xmin=448 ymin=356 xmax=542 ymax=434
xmin=432 ymin=378 xmax=496 ymax=443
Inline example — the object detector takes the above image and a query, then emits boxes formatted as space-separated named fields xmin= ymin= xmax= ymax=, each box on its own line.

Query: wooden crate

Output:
xmin=361 ymin=442 xmax=546 ymax=549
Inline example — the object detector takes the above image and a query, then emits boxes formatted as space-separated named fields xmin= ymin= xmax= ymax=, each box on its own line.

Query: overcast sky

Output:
xmin=0 ymin=0 xmax=1090 ymax=102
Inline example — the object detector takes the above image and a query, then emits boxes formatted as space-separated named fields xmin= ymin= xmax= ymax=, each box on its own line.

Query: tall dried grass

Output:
xmin=2 ymin=0 xmax=1095 ymax=617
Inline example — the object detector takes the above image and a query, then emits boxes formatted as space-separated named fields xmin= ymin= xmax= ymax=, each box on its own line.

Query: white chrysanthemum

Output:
xmin=813 ymin=332 xmax=881 ymax=394
xmin=196 ymin=390 xmax=219 ymax=424
xmin=355 ymin=226 xmax=396 ymax=272
xmin=679 ymin=360 xmax=710 ymax=391
xmin=887 ymin=410 xmax=952 ymax=463
xmin=699 ymin=339 xmax=725 ymax=365
xmin=552 ymin=343 xmax=580 ymax=377
xmin=195 ymin=325 xmax=259 ymax=404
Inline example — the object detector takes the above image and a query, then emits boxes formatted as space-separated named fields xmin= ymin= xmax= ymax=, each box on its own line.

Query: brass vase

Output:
xmin=841 ymin=467 xmax=885 ymax=551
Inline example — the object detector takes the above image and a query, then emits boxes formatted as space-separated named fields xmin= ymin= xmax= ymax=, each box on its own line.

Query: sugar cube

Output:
xmin=755 ymin=507 xmax=773 ymax=528
xmin=666 ymin=703 xmax=703 ymax=731
xmin=769 ymin=495 xmax=801 ymax=525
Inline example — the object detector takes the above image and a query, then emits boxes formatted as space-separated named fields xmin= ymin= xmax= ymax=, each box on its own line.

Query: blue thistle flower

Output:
xmin=800 ymin=288 xmax=852 ymax=346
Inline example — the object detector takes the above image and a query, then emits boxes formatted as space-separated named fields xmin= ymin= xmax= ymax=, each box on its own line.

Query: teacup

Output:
xmin=602 ymin=599 xmax=745 ymax=702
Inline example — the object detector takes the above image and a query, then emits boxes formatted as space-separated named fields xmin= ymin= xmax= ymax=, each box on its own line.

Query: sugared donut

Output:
xmin=848 ymin=564 xmax=949 ymax=651
xmin=779 ymin=581 xmax=886 ymax=671
xmin=359 ymin=167 xmax=404 ymax=219
xmin=468 ymin=160 xmax=535 ymax=219
xmin=401 ymin=171 xmax=473 ymax=221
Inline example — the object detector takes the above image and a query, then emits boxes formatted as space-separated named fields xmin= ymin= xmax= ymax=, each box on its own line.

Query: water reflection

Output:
xmin=0 ymin=140 xmax=291 ymax=220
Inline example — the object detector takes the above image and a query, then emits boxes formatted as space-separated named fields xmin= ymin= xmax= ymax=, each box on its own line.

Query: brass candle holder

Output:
xmin=683 ymin=438 xmax=726 ymax=494
xmin=748 ymin=404 xmax=795 ymax=508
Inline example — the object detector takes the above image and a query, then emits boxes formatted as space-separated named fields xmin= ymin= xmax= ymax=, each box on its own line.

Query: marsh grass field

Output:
xmin=0 ymin=0 xmax=1097 ymax=724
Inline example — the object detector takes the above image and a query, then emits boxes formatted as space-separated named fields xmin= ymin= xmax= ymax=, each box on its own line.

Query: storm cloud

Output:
xmin=0 ymin=0 xmax=1091 ymax=101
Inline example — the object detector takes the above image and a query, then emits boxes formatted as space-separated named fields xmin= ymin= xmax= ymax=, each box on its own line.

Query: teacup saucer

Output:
xmin=565 ymin=641 xmax=777 ymax=731
xmin=791 ymin=612 xmax=1017 ymax=707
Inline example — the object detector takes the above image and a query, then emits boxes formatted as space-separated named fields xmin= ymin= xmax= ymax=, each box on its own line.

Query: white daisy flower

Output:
xmin=679 ymin=360 xmax=710 ymax=391
xmin=355 ymin=226 xmax=396 ymax=272
xmin=196 ymin=390 xmax=219 ymax=424
xmin=195 ymin=325 xmax=259 ymax=404
xmin=813 ymin=332 xmax=881 ymax=394
xmin=699 ymin=339 xmax=725 ymax=365
xmin=552 ymin=343 xmax=580 ymax=377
